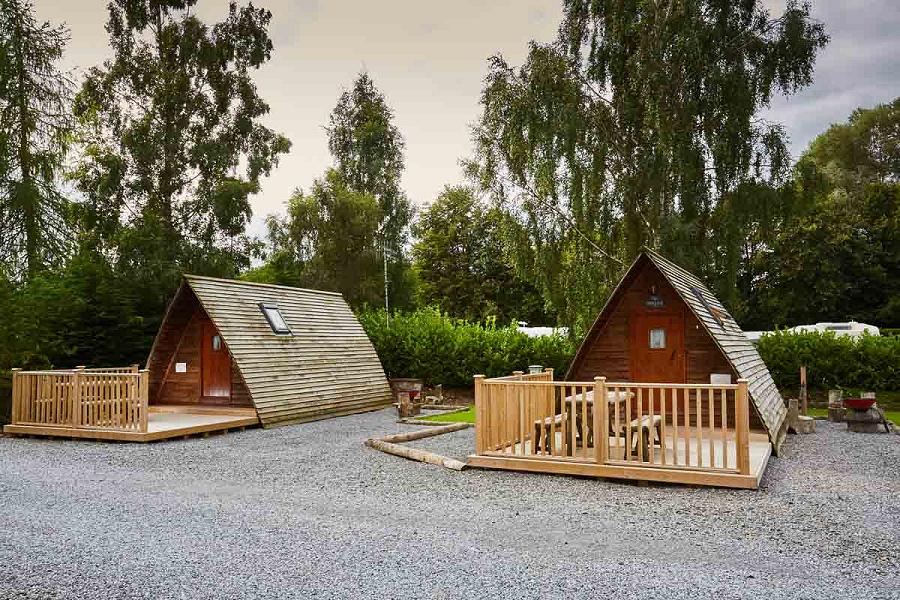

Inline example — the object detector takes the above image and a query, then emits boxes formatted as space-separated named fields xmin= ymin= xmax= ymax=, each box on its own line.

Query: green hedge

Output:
xmin=358 ymin=308 xmax=575 ymax=387
xmin=756 ymin=330 xmax=900 ymax=390
xmin=0 ymin=370 xmax=9 ymax=426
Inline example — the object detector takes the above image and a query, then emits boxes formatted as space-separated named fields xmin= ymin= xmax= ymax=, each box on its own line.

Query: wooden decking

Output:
xmin=470 ymin=372 xmax=772 ymax=489
xmin=468 ymin=428 xmax=771 ymax=489
xmin=3 ymin=405 xmax=259 ymax=442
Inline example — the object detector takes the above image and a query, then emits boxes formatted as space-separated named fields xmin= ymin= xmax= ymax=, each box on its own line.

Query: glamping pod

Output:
xmin=566 ymin=249 xmax=787 ymax=449
xmin=468 ymin=250 xmax=784 ymax=488
xmin=147 ymin=275 xmax=393 ymax=427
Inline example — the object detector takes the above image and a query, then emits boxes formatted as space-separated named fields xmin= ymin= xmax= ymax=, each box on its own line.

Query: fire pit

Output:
xmin=843 ymin=397 xmax=888 ymax=433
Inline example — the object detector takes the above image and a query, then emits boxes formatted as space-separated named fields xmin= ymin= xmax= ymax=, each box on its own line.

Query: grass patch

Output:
xmin=419 ymin=406 xmax=475 ymax=423
xmin=807 ymin=406 xmax=900 ymax=424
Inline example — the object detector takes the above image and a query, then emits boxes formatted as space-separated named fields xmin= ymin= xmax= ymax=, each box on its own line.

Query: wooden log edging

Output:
xmin=365 ymin=422 xmax=472 ymax=471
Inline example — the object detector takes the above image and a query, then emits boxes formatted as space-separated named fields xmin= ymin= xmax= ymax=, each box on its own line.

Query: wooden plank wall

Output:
xmin=186 ymin=276 xmax=392 ymax=427
xmin=570 ymin=261 xmax=760 ymax=429
xmin=147 ymin=285 xmax=195 ymax=403
xmin=571 ymin=262 xmax=682 ymax=381
xmin=151 ymin=289 xmax=252 ymax=408
xmin=646 ymin=250 xmax=782 ymax=437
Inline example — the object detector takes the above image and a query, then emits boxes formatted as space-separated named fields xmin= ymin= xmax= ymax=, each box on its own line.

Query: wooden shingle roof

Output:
xmin=642 ymin=250 xmax=786 ymax=444
xmin=184 ymin=275 xmax=392 ymax=427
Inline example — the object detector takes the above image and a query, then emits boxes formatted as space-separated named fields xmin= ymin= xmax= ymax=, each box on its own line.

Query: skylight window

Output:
xmin=690 ymin=286 xmax=726 ymax=328
xmin=259 ymin=303 xmax=291 ymax=335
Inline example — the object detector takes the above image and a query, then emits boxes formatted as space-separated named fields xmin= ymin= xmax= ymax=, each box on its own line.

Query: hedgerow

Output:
xmin=756 ymin=330 xmax=900 ymax=390
xmin=357 ymin=308 xmax=575 ymax=387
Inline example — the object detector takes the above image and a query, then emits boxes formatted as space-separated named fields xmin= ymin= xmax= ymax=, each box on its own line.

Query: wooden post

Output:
xmin=595 ymin=376 xmax=608 ymax=464
xmin=71 ymin=367 xmax=84 ymax=428
xmin=544 ymin=367 xmax=554 ymax=381
xmin=131 ymin=364 xmax=139 ymax=374
xmin=474 ymin=375 xmax=485 ymax=454
xmin=10 ymin=368 xmax=21 ymax=424
xmin=513 ymin=372 xmax=523 ymax=454
xmin=735 ymin=379 xmax=751 ymax=475
xmin=799 ymin=366 xmax=807 ymax=415
xmin=139 ymin=369 xmax=150 ymax=433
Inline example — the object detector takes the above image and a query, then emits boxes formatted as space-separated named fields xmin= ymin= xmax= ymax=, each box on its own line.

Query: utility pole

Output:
xmin=383 ymin=236 xmax=390 ymax=324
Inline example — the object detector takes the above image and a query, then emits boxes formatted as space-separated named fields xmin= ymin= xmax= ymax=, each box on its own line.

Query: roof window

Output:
xmin=259 ymin=303 xmax=292 ymax=335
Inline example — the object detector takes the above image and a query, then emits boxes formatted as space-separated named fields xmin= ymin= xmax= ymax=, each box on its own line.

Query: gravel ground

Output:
xmin=1 ymin=411 xmax=897 ymax=600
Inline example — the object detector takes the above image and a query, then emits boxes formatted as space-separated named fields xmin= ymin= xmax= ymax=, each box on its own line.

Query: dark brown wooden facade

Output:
xmin=147 ymin=283 xmax=251 ymax=408
xmin=567 ymin=251 xmax=786 ymax=441
xmin=568 ymin=258 xmax=734 ymax=384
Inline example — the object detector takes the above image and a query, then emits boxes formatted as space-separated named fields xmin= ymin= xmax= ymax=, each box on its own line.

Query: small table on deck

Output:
xmin=533 ymin=390 xmax=633 ymax=456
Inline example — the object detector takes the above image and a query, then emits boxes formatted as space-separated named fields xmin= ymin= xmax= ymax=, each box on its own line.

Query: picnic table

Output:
xmin=533 ymin=389 xmax=661 ymax=460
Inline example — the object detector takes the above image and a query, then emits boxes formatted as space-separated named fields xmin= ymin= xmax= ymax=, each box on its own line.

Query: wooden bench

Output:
xmin=533 ymin=413 xmax=568 ymax=454
xmin=535 ymin=413 xmax=662 ymax=460
xmin=575 ymin=414 xmax=662 ymax=462
xmin=618 ymin=415 xmax=662 ymax=461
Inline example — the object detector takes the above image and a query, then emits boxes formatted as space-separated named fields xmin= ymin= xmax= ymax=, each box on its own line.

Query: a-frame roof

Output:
xmin=171 ymin=275 xmax=392 ymax=427
xmin=568 ymin=249 xmax=786 ymax=446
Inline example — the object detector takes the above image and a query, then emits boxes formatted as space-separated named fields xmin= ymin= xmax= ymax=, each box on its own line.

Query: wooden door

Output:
xmin=201 ymin=322 xmax=231 ymax=401
xmin=630 ymin=312 xmax=685 ymax=383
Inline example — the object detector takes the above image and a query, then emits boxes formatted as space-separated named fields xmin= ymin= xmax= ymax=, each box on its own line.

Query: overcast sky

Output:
xmin=37 ymin=1 xmax=900 ymax=237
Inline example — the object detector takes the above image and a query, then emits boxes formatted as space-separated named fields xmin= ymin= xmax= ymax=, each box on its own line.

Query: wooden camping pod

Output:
xmin=146 ymin=275 xmax=393 ymax=427
xmin=565 ymin=249 xmax=786 ymax=451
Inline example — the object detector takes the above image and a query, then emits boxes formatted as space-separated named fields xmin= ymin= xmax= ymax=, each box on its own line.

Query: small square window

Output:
xmin=649 ymin=328 xmax=666 ymax=349
xmin=260 ymin=303 xmax=292 ymax=335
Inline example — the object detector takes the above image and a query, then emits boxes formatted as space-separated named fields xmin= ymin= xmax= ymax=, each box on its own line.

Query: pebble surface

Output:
xmin=0 ymin=412 xmax=897 ymax=599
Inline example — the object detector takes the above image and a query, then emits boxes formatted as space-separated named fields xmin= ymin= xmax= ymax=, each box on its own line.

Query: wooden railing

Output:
xmin=474 ymin=372 xmax=750 ymax=476
xmin=11 ymin=367 xmax=150 ymax=433
xmin=83 ymin=365 xmax=140 ymax=374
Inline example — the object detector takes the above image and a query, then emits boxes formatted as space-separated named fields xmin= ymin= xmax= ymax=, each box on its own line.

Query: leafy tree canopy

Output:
xmin=327 ymin=72 xmax=411 ymax=253
xmin=0 ymin=0 xmax=74 ymax=280
xmin=471 ymin=0 xmax=828 ymax=332
xmin=797 ymin=97 xmax=899 ymax=197
xmin=411 ymin=185 xmax=549 ymax=325
xmin=71 ymin=0 xmax=290 ymax=286
xmin=250 ymin=169 xmax=384 ymax=308
xmin=746 ymin=97 xmax=900 ymax=329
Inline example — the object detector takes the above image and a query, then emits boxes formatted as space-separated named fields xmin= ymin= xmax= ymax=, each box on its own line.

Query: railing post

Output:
xmin=594 ymin=376 xmax=608 ymax=464
xmin=139 ymin=369 xmax=150 ymax=433
xmin=71 ymin=367 xmax=84 ymax=428
xmin=131 ymin=364 xmax=139 ymax=374
xmin=513 ymin=372 xmax=523 ymax=454
xmin=544 ymin=367 xmax=554 ymax=381
xmin=10 ymin=368 xmax=21 ymax=424
xmin=736 ymin=379 xmax=750 ymax=475
xmin=474 ymin=375 xmax=485 ymax=454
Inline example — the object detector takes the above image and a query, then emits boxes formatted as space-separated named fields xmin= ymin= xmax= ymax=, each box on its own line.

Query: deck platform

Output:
xmin=3 ymin=405 xmax=259 ymax=442
xmin=468 ymin=429 xmax=771 ymax=489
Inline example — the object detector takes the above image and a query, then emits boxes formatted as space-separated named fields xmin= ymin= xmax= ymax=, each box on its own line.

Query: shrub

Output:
xmin=756 ymin=330 xmax=900 ymax=391
xmin=0 ymin=370 xmax=9 ymax=426
xmin=358 ymin=308 xmax=575 ymax=387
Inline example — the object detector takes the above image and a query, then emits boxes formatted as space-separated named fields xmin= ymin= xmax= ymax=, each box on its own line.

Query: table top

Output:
xmin=564 ymin=390 xmax=633 ymax=405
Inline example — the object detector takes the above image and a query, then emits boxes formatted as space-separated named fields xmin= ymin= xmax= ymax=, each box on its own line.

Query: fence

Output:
xmin=474 ymin=372 xmax=750 ymax=476
xmin=10 ymin=367 xmax=149 ymax=433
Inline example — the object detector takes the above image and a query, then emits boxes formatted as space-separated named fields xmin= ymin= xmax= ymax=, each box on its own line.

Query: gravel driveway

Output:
xmin=1 ymin=410 xmax=897 ymax=599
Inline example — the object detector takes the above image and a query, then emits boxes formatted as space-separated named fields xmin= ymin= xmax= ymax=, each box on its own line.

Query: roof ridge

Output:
xmin=184 ymin=274 xmax=344 ymax=297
